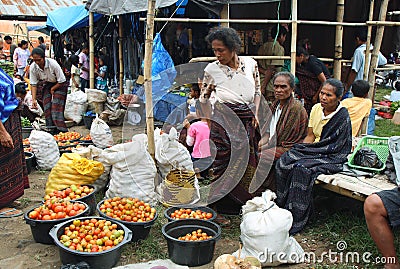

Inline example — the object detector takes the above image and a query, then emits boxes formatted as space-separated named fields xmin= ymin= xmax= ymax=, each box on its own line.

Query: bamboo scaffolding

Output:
xmin=333 ymin=0 xmax=345 ymax=79
xmin=363 ymin=0 xmax=375 ymax=80
xmin=367 ymin=0 xmax=389 ymax=100
xmin=119 ymin=16 xmax=124 ymax=95
xmin=89 ymin=12 xmax=95 ymax=89
xmin=144 ymin=0 xmax=156 ymax=159
xmin=290 ymin=0 xmax=298 ymax=75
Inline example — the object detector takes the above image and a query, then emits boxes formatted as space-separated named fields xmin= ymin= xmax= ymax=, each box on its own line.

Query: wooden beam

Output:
xmin=333 ymin=0 xmax=345 ymax=79
xmin=144 ymin=0 xmax=156 ymax=159
xmin=315 ymin=182 xmax=366 ymax=202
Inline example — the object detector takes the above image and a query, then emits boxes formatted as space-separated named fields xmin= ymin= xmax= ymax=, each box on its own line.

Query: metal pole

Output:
xmin=144 ymin=0 xmax=156 ymax=159
xmin=333 ymin=0 xmax=345 ymax=79
xmin=290 ymin=0 xmax=298 ymax=75
xmin=363 ymin=0 xmax=375 ymax=80
xmin=89 ymin=12 xmax=95 ymax=89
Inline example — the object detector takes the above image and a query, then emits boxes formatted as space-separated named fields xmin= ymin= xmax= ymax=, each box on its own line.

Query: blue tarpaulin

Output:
xmin=46 ymin=5 xmax=102 ymax=34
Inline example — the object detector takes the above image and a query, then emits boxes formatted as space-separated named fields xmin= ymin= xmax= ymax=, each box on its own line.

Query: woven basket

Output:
xmin=162 ymin=168 xmax=197 ymax=206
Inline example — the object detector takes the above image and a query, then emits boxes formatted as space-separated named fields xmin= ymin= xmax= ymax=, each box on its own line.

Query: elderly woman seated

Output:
xmin=275 ymin=78 xmax=352 ymax=235
xmin=254 ymin=71 xmax=308 ymax=193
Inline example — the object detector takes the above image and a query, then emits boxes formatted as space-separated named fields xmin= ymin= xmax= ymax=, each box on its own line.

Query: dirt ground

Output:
xmin=0 ymin=124 xmax=336 ymax=269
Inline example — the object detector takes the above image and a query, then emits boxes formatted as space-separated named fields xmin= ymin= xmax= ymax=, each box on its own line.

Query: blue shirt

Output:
xmin=0 ymin=68 xmax=18 ymax=123
xmin=352 ymin=44 xmax=387 ymax=81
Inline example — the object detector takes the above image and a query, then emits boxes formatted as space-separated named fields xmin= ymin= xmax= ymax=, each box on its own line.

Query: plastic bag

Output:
xmin=90 ymin=115 xmax=113 ymax=149
xmin=353 ymin=147 xmax=383 ymax=168
xmin=29 ymin=130 xmax=59 ymax=170
xmin=46 ymin=153 xmax=104 ymax=194
xmin=232 ymin=190 xmax=304 ymax=266
xmin=388 ymin=136 xmax=400 ymax=185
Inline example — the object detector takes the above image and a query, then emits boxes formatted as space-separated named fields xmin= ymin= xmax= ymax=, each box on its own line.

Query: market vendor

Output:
xmin=30 ymin=47 xmax=68 ymax=132
xmin=0 ymin=68 xmax=29 ymax=217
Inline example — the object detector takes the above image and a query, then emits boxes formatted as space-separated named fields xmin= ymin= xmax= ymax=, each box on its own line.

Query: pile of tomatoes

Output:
xmin=54 ymin=132 xmax=81 ymax=142
xmin=59 ymin=218 xmax=124 ymax=252
xmin=169 ymin=208 xmax=213 ymax=220
xmin=178 ymin=229 xmax=213 ymax=241
xmin=28 ymin=199 xmax=86 ymax=220
xmin=98 ymin=197 xmax=156 ymax=223
xmin=44 ymin=185 xmax=94 ymax=201
xmin=80 ymin=134 xmax=92 ymax=141
xmin=23 ymin=138 xmax=30 ymax=146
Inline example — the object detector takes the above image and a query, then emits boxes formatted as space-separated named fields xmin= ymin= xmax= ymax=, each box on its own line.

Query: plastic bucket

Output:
xmin=24 ymin=201 xmax=89 ymax=244
xmin=22 ymin=127 xmax=33 ymax=139
xmin=49 ymin=216 xmax=132 ymax=269
xmin=25 ymin=152 xmax=35 ymax=174
xmin=162 ymin=219 xmax=221 ymax=266
xmin=61 ymin=185 xmax=97 ymax=215
xmin=164 ymin=206 xmax=217 ymax=222
xmin=96 ymin=199 xmax=158 ymax=242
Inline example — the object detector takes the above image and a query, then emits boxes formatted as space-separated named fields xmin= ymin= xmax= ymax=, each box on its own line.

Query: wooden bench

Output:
xmin=315 ymin=173 xmax=396 ymax=202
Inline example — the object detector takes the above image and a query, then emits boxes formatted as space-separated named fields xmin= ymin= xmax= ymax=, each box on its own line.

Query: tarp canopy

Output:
xmin=27 ymin=25 xmax=51 ymax=36
xmin=89 ymin=0 xmax=179 ymax=15
xmin=46 ymin=5 xmax=102 ymax=34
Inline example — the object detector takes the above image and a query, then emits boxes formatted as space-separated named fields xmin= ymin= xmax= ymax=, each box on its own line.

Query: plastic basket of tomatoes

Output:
xmin=24 ymin=200 xmax=89 ymax=244
xmin=44 ymin=185 xmax=97 ymax=215
xmin=162 ymin=219 xmax=221 ymax=266
xmin=164 ymin=206 xmax=216 ymax=223
xmin=49 ymin=217 xmax=132 ymax=269
xmin=96 ymin=197 xmax=157 ymax=242
xmin=54 ymin=132 xmax=81 ymax=142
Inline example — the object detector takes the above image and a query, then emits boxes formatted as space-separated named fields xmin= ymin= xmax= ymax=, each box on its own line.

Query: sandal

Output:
xmin=214 ymin=213 xmax=231 ymax=227
xmin=0 ymin=207 xmax=23 ymax=218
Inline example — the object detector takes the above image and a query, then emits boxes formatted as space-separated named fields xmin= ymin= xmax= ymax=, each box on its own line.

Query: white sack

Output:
xmin=29 ymin=130 xmax=59 ymax=170
xmin=103 ymin=134 xmax=157 ymax=204
xmin=232 ymin=190 xmax=304 ymax=267
xmin=86 ymin=88 xmax=107 ymax=103
xmin=90 ymin=116 xmax=113 ymax=149
xmin=64 ymin=91 xmax=88 ymax=124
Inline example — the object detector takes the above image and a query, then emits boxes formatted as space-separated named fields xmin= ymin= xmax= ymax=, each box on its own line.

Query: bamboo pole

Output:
xmin=333 ymin=0 xmax=345 ymax=79
xmin=290 ymin=0 xmax=298 ymax=75
xmin=144 ymin=0 xmax=156 ymax=159
xmin=142 ymin=17 xmax=366 ymax=26
xmin=89 ymin=12 xmax=95 ymax=89
xmin=220 ymin=4 xmax=229 ymax=28
xmin=119 ymin=16 xmax=124 ymax=95
xmin=363 ymin=0 xmax=375 ymax=80
xmin=367 ymin=0 xmax=389 ymax=100
xmin=188 ymin=28 xmax=193 ymax=59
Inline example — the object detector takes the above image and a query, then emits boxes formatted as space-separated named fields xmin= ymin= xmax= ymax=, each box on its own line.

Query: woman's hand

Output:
xmin=31 ymin=99 xmax=38 ymax=109
xmin=252 ymin=115 xmax=259 ymax=128
xmin=0 ymin=129 xmax=13 ymax=148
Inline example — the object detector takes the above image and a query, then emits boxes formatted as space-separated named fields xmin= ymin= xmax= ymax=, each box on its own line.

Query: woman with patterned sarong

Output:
xmin=0 ymin=68 xmax=29 ymax=217
xmin=255 ymin=72 xmax=308 ymax=193
xmin=200 ymin=27 xmax=261 ymax=222
xmin=30 ymin=48 xmax=68 ymax=132
xmin=276 ymin=78 xmax=352 ymax=235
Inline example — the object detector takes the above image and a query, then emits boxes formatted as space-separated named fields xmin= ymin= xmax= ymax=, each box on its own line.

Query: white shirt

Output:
xmin=269 ymin=106 xmax=282 ymax=141
xmin=30 ymin=58 xmax=66 ymax=86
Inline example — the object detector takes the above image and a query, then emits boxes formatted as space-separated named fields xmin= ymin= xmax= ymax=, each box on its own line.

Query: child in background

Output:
xmin=342 ymin=79 xmax=373 ymax=136
xmin=14 ymin=82 xmax=43 ymax=122
xmin=188 ymin=83 xmax=200 ymax=115
xmin=69 ymin=55 xmax=80 ymax=92
xmin=95 ymin=55 xmax=108 ymax=94
xmin=185 ymin=100 xmax=212 ymax=179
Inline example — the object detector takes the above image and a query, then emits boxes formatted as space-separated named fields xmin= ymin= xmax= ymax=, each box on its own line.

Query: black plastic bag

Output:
xmin=353 ymin=147 xmax=383 ymax=169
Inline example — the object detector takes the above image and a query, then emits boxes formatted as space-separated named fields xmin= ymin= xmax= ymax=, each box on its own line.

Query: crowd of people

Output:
xmin=0 ymin=25 xmax=398 ymax=268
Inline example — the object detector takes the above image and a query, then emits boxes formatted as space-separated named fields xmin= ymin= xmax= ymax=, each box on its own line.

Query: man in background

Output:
xmin=37 ymin=36 xmax=46 ymax=51
xmin=257 ymin=24 xmax=288 ymax=102
xmin=78 ymin=43 xmax=90 ymax=92
xmin=3 ymin=35 xmax=17 ymax=63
